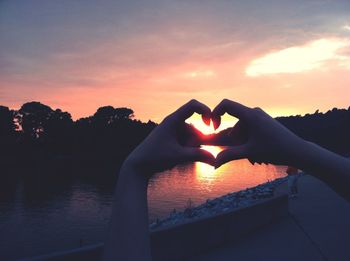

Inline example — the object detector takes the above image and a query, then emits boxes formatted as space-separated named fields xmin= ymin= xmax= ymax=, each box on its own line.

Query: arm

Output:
xmin=292 ymin=140 xmax=350 ymax=200
xmin=212 ymin=99 xmax=350 ymax=201
xmin=103 ymin=100 xmax=215 ymax=261
xmin=103 ymin=164 xmax=151 ymax=261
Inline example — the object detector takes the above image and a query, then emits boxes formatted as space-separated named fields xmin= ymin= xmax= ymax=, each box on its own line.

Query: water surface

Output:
xmin=148 ymin=146 xmax=287 ymax=220
xmin=0 ymin=146 xmax=286 ymax=259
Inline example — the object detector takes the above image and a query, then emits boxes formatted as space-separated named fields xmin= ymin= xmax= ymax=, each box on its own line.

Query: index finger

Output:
xmin=212 ymin=99 xmax=251 ymax=128
xmin=167 ymin=99 xmax=211 ymax=126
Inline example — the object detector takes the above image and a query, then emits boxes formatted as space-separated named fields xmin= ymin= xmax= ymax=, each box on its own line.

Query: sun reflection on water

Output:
xmin=147 ymin=145 xmax=287 ymax=220
xmin=195 ymin=146 xmax=228 ymax=188
xmin=200 ymin=145 xmax=223 ymax=157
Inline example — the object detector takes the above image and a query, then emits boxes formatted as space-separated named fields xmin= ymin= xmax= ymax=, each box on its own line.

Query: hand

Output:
xmin=212 ymin=99 xmax=305 ymax=168
xmin=123 ymin=99 xmax=215 ymax=176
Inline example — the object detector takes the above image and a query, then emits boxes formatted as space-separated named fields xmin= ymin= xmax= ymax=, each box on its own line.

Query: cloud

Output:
xmin=183 ymin=70 xmax=216 ymax=78
xmin=2 ymin=0 xmax=350 ymax=120
xmin=343 ymin=25 xmax=350 ymax=31
xmin=245 ymin=38 xmax=350 ymax=77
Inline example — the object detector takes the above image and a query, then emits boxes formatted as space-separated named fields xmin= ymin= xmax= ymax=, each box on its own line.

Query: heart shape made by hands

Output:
xmin=181 ymin=110 xmax=248 ymax=150
xmin=178 ymin=99 xmax=289 ymax=167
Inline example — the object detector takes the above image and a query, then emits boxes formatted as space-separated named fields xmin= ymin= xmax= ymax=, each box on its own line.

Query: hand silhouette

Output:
xmin=211 ymin=99 xmax=304 ymax=168
xmin=105 ymin=99 xmax=350 ymax=261
xmin=123 ymin=99 xmax=215 ymax=176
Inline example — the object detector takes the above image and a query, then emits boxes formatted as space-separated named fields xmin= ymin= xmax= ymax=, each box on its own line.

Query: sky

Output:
xmin=1 ymin=0 xmax=350 ymax=132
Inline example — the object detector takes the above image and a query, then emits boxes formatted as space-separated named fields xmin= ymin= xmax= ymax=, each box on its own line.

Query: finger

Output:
xmin=228 ymin=121 xmax=249 ymax=145
xmin=215 ymin=145 xmax=249 ymax=168
xmin=183 ymin=148 xmax=216 ymax=166
xmin=212 ymin=114 xmax=221 ymax=130
xmin=168 ymin=99 xmax=211 ymax=126
xmin=201 ymin=114 xmax=211 ymax=126
xmin=212 ymin=99 xmax=251 ymax=128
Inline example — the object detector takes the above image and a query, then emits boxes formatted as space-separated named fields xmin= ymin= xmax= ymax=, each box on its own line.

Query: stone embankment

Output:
xmin=150 ymin=176 xmax=288 ymax=229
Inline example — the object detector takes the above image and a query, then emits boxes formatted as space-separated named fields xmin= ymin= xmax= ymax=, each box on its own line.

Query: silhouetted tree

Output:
xmin=16 ymin=102 xmax=53 ymax=140
xmin=0 ymin=106 xmax=16 ymax=137
xmin=93 ymin=106 xmax=134 ymax=126
xmin=44 ymin=109 xmax=73 ymax=152
xmin=1 ymin=101 xmax=348 ymax=176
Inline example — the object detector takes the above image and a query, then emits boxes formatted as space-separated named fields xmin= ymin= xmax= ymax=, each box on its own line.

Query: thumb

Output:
xmin=215 ymin=145 xmax=249 ymax=168
xmin=183 ymin=148 xmax=216 ymax=166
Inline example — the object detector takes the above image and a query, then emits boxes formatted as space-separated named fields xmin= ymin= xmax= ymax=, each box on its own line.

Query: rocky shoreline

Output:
xmin=150 ymin=176 xmax=288 ymax=230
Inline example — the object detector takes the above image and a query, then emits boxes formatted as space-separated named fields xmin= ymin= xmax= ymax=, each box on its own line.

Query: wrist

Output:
xmin=286 ymin=138 xmax=312 ymax=169
xmin=119 ymin=159 xmax=150 ymax=184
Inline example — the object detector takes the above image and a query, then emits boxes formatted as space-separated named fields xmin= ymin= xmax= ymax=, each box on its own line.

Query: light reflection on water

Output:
xmin=0 ymin=146 xmax=287 ymax=259
xmin=147 ymin=146 xmax=287 ymax=221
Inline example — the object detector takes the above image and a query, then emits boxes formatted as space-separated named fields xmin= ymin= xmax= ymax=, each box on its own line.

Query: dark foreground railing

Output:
xmin=24 ymin=194 xmax=288 ymax=261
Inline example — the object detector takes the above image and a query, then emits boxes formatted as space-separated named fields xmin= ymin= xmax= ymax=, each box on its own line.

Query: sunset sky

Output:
xmin=1 ymin=0 xmax=349 ymax=132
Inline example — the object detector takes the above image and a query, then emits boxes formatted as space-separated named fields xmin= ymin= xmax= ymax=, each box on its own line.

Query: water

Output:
xmin=148 ymin=146 xmax=287 ymax=220
xmin=0 ymin=146 xmax=287 ymax=259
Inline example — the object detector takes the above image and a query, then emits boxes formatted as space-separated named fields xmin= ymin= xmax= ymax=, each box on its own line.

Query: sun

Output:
xmin=186 ymin=118 xmax=216 ymax=135
xmin=185 ymin=113 xmax=237 ymax=134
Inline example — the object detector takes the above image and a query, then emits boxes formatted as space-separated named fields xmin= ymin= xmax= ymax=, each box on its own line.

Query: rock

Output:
xmin=151 ymin=176 xmax=289 ymax=229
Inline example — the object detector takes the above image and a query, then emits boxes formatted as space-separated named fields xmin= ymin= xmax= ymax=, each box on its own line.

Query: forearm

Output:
xmin=290 ymin=139 xmax=350 ymax=201
xmin=103 ymin=164 xmax=151 ymax=261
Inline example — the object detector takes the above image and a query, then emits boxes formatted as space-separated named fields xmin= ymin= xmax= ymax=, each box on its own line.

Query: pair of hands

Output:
xmin=123 ymin=99 xmax=304 ymax=177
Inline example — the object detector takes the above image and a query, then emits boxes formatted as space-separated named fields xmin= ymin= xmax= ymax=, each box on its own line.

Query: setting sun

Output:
xmin=185 ymin=113 xmax=237 ymax=134
xmin=1 ymin=0 xmax=350 ymax=260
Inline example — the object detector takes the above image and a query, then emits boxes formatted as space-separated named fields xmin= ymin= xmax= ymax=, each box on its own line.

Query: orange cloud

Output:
xmin=246 ymin=38 xmax=350 ymax=77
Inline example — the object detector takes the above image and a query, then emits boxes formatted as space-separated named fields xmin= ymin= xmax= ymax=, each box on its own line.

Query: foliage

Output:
xmin=0 ymin=102 xmax=156 ymax=174
xmin=0 ymin=102 xmax=349 ymax=177
xmin=0 ymin=106 xmax=16 ymax=136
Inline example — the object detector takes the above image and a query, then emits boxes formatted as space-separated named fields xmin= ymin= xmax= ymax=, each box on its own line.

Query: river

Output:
xmin=0 ymin=146 xmax=287 ymax=259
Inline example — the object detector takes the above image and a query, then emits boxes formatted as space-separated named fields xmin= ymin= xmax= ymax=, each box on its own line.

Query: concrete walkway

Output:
xmin=192 ymin=175 xmax=350 ymax=261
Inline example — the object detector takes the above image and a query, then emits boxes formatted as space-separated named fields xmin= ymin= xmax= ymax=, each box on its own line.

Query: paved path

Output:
xmin=192 ymin=175 xmax=350 ymax=261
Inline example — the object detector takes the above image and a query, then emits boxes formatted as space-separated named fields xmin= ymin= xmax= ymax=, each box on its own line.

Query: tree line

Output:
xmin=0 ymin=102 xmax=156 ymax=176
xmin=0 ymin=102 xmax=349 ymax=178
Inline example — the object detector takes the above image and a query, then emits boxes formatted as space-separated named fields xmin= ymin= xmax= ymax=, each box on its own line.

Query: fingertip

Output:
xmin=216 ymin=145 xmax=248 ymax=166
xmin=197 ymin=149 xmax=214 ymax=163
xmin=215 ymin=151 xmax=229 ymax=167
xmin=212 ymin=99 xmax=251 ymax=121
xmin=212 ymin=115 xmax=221 ymax=130
xmin=203 ymin=152 xmax=216 ymax=166
xmin=213 ymin=122 xmax=219 ymax=130
xmin=214 ymin=161 xmax=223 ymax=169
xmin=187 ymin=148 xmax=216 ymax=166
xmin=201 ymin=157 xmax=216 ymax=167
xmin=201 ymin=114 xmax=211 ymax=126
xmin=173 ymin=99 xmax=212 ymax=125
